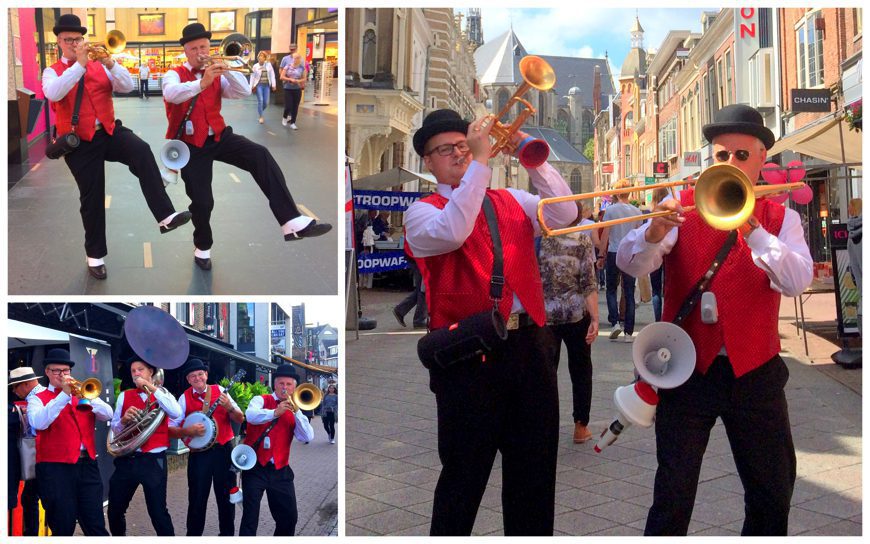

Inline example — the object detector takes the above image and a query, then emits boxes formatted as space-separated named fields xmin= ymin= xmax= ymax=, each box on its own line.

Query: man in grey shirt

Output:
xmin=598 ymin=180 xmax=642 ymax=341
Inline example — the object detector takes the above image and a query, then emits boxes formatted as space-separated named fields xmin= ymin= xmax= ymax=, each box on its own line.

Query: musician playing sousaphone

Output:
xmin=240 ymin=365 xmax=314 ymax=536
xmin=26 ymin=348 xmax=112 ymax=536
xmin=168 ymin=358 xmax=244 ymax=536
xmin=161 ymin=23 xmax=331 ymax=272
xmin=107 ymin=355 xmax=182 ymax=536
xmin=616 ymin=104 xmax=813 ymax=535
xmin=42 ymin=14 xmax=191 ymax=280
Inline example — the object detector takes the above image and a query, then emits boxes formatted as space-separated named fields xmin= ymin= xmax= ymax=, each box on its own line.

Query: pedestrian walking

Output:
xmin=138 ymin=63 xmax=150 ymax=99
xmin=249 ymin=51 xmax=276 ymax=124
xmin=649 ymin=187 xmax=671 ymax=322
xmin=599 ymin=181 xmax=642 ymax=341
xmin=321 ymin=385 xmax=338 ymax=444
xmin=280 ymin=49 xmax=307 ymax=130
xmin=392 ymin=257 xmax=428 ymax=328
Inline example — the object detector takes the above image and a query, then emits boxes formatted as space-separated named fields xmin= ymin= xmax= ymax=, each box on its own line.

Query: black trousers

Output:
xmin=140 ymin=79 xmax=148 ymax=97
xmin=321 ymin=412 xmax=336 ymax=440
xmin=428 ymin=324 xmax=560 ymax=536
xmin=394 ymin=261 xmax=428 ymax=326
xmin=283 ymin=88 xmax=302 ymax=122
xmin=36 ymin=458 xmax=109 ymax=536
xmin=551 ymin=313 xmax=593 ymax=425
xmin=645 ymin=355 xmax=796 ymax=536
xmin=63 ymin=122 xmax=176 ymax=258
xmin=107 ymin=452 xmax=174 ymax=536
xmin=180 ymin=127 xmax=301 ymax=250
xmin=186 ymin=442 xmax=236 ymax=536
xmin=21 ymin=479 xmax=39 ymax=536
xmin=239 ymin=463 xmax=298 ymax=536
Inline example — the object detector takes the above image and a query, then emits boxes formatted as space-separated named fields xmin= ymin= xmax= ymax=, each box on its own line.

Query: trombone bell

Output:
xmin=292 ymin=383 xmax=322 ymax=412
xmin=693 ymin=163 xmax=754 ymax=231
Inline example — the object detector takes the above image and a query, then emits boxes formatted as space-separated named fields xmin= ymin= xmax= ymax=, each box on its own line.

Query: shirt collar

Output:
xmin=436 ymin=184 xmax=454 ymax=198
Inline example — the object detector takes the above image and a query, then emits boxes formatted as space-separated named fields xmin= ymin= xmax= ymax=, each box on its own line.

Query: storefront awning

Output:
xmin=769 ymin=114 xmax=862 ymax=166
xmin=354 ymin=167 xmax=436 ymax=191
xmin=8 ymin=319 xmax=70 ymax=347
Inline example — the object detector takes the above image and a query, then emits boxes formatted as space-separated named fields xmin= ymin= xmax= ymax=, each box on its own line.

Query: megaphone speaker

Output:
xmin=160 ymin=139 xmax=190 ymax=170
xmin=632 ymin=322 xmax=696 ymax=389
xmin=231 ymin=444 xmax=257 ymax=471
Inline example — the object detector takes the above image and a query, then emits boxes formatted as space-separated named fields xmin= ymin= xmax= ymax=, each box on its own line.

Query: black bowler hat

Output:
xmin=182 ymin=358 xmax=209 ymax=378
xmin=43 ymin=348 xmax=75 ymax=368
xmin=413 ymin=109 xmax=470 ymax=157
xmin=702 ymin=104 xmax=776 ymax=150
xmin=272 ymin=365 xmax=300 ymax=387
xmin=126 ymin=354 xmax=156 ymax=374
xmin=179 ymin=23 xmax=212 ymax=46
xmin=52 ymin=14 xmax=87 ymax=36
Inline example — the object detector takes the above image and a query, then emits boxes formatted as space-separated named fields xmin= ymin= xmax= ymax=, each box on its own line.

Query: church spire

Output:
xmin=630 ymin=13 xmax=644 ymax=49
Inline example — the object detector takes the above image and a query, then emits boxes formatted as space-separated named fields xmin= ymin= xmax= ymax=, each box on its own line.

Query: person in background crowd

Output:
xmin=321 ymin=384 xmax=338 ymax=444
xmin=538 ymin=205 xmax=600 ymax=444
xmin=649 ymin=187 xmax=671 ymax=322
xmin=8 ymin=367 xmax=45 ymax=536
xmin=393 ymin=255 xmax=428 ymax=329
xmin=847 ymin=198 xmax=862 ymax=334
xmin=138 ymin=62 xmax=150 ymax=99
xmin=250 ymin=51 xmax=276 ymax=124
xmin=279 ymin=48 xmax=307 ymax=130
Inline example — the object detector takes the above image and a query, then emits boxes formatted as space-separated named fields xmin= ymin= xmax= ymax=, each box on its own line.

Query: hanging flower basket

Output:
xmin=845 ymin=99 xmax=862 ymax=132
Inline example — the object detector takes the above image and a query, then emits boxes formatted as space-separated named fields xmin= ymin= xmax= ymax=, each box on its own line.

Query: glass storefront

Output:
xmin=237 ymin=303 xmax=256 ymax=355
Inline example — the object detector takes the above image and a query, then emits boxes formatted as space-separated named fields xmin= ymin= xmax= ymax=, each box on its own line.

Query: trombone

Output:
xmin=87 ymin=30 xmax=126 ymax=60
xmin=198 ymin=32 xmax=254 ymax=73
xmin=537 ymin=163 xmax=806 ymax=237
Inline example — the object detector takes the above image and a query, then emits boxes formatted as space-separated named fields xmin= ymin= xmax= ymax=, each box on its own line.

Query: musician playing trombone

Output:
xmin=26 ymin=348 xmax=112 ymax=536
xmin=615 ymin=104 xmax=813 ymax=535
xmin=168 ymin=359 xmax=244 ymax=536
xmin=161 ymin=23 xmax=332 ymax=272
xmin=42 ymin=14 xmax=191 ymax=280
xmin=107 ymin=356 xmax=182 ymax=536
xmin=239 ymin=365 xmax=314 ymax=536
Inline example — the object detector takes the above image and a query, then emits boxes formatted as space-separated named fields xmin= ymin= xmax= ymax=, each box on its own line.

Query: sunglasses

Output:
xmin=426 ymin=141 xmax=470 ymax=157
xmin=714 ymin=149 xmax=751 ymax=162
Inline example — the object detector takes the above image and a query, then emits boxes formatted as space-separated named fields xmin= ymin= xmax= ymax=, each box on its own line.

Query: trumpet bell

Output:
xmin=292 ymin=383 xmax=322 ymax=412
xmin=694 ymin=163 xmax=755 ymax=231
xmin=105 ymin=30 xmax=126 ymax=55
xmin=519 ymin=55 xmax=556 ymax=92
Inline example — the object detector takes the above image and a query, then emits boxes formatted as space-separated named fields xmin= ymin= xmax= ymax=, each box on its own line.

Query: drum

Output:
xmin=183 ymin=412 xmax=218 ymax=451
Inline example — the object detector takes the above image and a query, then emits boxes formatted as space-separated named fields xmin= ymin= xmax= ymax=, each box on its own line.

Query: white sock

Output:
xmin=159 ymin=211 xmax=180 ymax=227
xmin=194 ymin=248 xmax=210 ymax=259
xmin=87 ymin=257 xmax=105 ymax=267
xmin=282 ymin=216 xmax=313 ymax=235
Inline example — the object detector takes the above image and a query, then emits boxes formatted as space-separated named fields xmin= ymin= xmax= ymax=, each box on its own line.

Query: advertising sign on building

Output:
xmin=683 ymin=152 xmax=701 ymax=168
xmin=653 ymin=161 xmax=669 ymax=178
xmin=791 ymin=88 xmax=831 ymax=112
xmin=292 ymin=305 xmax=306 ymax=359
xmin=829 ymin=223 xmax=860 ymax=336
xmin=270 ymin=324 xmax=287 ymax=355
xmin=601 ymin=162 xmax=614 ymax=174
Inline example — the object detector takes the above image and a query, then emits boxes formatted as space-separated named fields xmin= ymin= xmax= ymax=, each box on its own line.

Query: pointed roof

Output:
xmin=620 ymin=48 xmax=647 ymax=79
xmin=631 ymin=16 xmax=644 ymax=33
xmin=474 ymin=28 xmax=529 ymax=86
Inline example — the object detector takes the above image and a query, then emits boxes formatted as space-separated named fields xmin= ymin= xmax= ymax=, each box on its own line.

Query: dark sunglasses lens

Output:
xmin=715 ymin=151 xmax=730 ymax=162
xmin=735 ymin=150 xmax=750 ymax=161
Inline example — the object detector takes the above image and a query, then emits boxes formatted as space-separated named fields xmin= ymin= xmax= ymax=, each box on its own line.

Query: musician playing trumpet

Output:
xmin=26 ymin=348 xmax=112 ymax=536
xmin=240 ymin=365 xmax=314 ymax=536
xmin=168 ymin=359 xmax=244 ymax=536
xmin=107 ymin=356 xmax=182 ymax=536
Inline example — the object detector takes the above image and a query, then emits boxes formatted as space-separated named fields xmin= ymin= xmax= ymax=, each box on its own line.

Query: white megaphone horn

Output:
xmin=161 ymin=139 xmax=190 ymax=170
xmin=594 ymin=380 xmax=658 ymax=453
xmin=231 ymin=444 xmax=257 ymax=471
xmin=632 ymin=322 xmax=696 ymax=390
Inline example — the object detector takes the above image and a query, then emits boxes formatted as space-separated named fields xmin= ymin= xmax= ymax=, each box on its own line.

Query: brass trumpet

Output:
xmin=537 ymin=163 xmax=806 ymax=237
xmin=68 ymin=377 xmax=102 ymax=411
xmin=87 ymin=30 xmax=126 ymax=60
xmin=489 ymin=55 xmax=556 ymax=168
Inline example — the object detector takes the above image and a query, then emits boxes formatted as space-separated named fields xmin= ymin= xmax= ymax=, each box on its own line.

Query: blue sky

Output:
xmin=461 ymin=8 xmax=715 ymax=79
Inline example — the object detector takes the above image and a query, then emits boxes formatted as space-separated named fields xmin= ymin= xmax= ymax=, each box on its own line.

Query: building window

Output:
xmin=796 ymin=10 xmax=825 ymax=88
xmin=624 ymin=145 xmax=632 ymax=177
xmin=724 ymin=49 xmax=733 ymax=106
xmin=237 ymin=303 xmax=256 ymax=354
xmin=569 ymin=169 xmax=582 ymax=193
xmin=496 ymin=88 xmax=510 ymax=117
xmin=361 ymin=28 xmax=376 ymax=79
xmin=658 ymin=117 xmax=677 ymax=159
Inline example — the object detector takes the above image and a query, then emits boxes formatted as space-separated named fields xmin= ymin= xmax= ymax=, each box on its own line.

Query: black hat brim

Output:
xmin=9 ymin=373 xmax=39 ymax=386
xmin=180 ymin=31 xmax=212 ymax=46
xmin=413 ymin=119 xmax=470 ymax=156
xmin=702 ymin=121 xmax=776 ymax=150
xmin=53 ymin=24 xmax=87 ymax=36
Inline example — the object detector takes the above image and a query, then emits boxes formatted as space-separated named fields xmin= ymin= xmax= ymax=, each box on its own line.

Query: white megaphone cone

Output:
xmin=632 ymin=322 xmax=696 ymax=390
xmin=231 ymin=444 xmax=257 ymax=471
xmin=594 ymin=381 xmax=659 ymax=453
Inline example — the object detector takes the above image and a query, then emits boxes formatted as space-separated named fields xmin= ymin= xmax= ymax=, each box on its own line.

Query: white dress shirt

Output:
xmin=168 ymin=385 xmax=241 ymax=428
xmin=27 ymin=384 xmax=113 ymax=450
xmin=42 ymin=57 xmax=134 ymax=130
xmin=404 ymin=159 xmax=576 ymax=313
xmin=615 ymin=206 xmax=813 ymax=298
xmin=162 ymin=61 xmax=251 ymax=104
xmin=111 ymin=388 xmax=183 ymax=453
xmin=245 ymin=393 xmax=315 ymax=463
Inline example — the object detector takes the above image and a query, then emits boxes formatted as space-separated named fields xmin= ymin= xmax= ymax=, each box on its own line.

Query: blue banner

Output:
xmin=353 ymin=190 xmax=424 ymax=211
xmin=358 ymin=250 xmax=408 ymax=274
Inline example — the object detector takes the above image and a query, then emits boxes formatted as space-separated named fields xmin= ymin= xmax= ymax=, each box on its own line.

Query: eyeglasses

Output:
xmin=61 ymin=37 xmax=85 ymax=45
xmin=426 ymin=141 xmax=470 ymax=157
xmin=714 ymin=149 xmax=751 ymax=162
xmin=47 ymin=368 xmax=71 ymax=376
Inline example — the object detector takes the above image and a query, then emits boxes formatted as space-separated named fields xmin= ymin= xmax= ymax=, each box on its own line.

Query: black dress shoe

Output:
xmin=160 ymin=211 xmax=192 ymax=234
xmin=284 ymin=220 xmax=333 ymax=241
xmin=194 ymin=256 xmax=212 ymax=271
xmin=88 ymin=264 xmax=107 ymax=280
xmin=392 ymin=307 xmax=406 ymax=328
